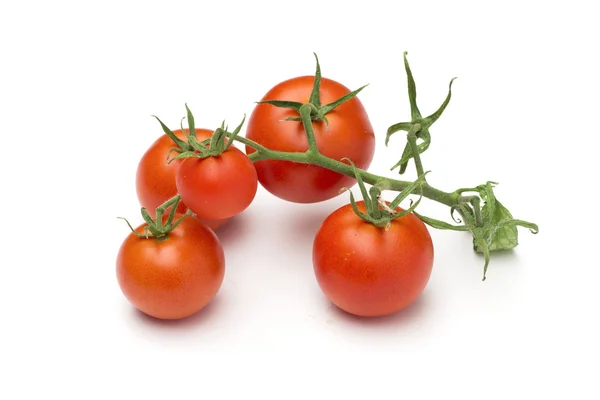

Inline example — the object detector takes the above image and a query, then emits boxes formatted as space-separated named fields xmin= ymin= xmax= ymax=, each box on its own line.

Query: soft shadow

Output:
xmin=325 ymin=292 xmax=431 ymax=331
xmin=127 ymin=295 xmax=225 ymax=335
xmin=213 ymin=213 xmax=250 ymax=245
xmin=286 ymin=205 xmax=336 ymax=239
xmin=483 ymin=248 xmax=520 ymax=263
xmin=473 ymin=248 xmax=521 ymax=270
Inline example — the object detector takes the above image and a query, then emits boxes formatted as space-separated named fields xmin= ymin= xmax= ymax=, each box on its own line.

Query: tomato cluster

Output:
xmin=116 ymin=61 xmax=434 ymax=320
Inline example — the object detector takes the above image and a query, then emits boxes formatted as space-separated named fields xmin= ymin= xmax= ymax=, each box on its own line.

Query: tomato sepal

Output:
xmin=256 ymin=53 xmax=368 ymax=129
xmin=118 ymin=195 xmax=191 ymax=240
xmin=342 ymin=157 xmax=427 ymax=229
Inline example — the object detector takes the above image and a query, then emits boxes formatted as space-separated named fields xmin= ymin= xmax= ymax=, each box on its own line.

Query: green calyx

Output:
xmin=386 ymin=51 xmax=457 ymax=174
xmin=257 ymin=53 xmax=368 ymax=127
xmin=153 ymin=104 xmax=246 ymax=163
xmin=414 ymin=182 xmax=539 ymax=281
xmin=343 ymin=158 xmax=427 ymax=230
xmin=118 ymin=195 xmax=191 ymax=241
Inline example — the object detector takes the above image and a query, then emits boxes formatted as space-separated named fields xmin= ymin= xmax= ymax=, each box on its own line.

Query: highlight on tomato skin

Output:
xmin=135 ymin=128 xmax=231 ymax=231
xmin=116 ymin=214 xmax=226 ymax=320
xmin=245 ymin=75 xmax=375 ymax=204
xmin=312 ymin=200 xmax=434 ymax=317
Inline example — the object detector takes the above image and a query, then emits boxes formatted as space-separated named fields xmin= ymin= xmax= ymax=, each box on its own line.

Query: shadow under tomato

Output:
xmin=213 ymin=213 xmax=250 ymax=246
xmin=128 ymin=294 xmax=225 ymax=332
xmin=284 ymin=201 xmax=348 ymax=242
xmin=289 ymin=210 xmax=330 ymax=238
xmin=325 ymin=291 xmax=431 ymax=328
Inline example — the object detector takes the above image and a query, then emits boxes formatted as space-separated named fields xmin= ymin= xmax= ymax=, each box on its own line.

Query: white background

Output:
xmin=1 ymin=1 xmax=598 ymax=398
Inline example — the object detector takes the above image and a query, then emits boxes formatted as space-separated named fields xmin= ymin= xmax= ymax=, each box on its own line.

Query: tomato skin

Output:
xmin=245 ymin=76 xmax=375 ymax=203
xmin=135 ymin=128 xmax=229 ymax=231
xmin=176 ymin=146 xmax=258 ymax=220
xmin=312 ymin=201 xmax=434 ymax=317
xmin=116 ymin=215 xmax=225 ymax=320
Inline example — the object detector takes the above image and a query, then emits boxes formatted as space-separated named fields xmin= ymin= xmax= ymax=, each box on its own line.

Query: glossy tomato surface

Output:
xmin=245 ymin=76 xmax=375 ymax=203
xmin=176 ymin=146 xmax=258 ymax=220
xmin=116 ymin=215 xmax=225 ymax=320
xmin=312 ymin=201 xmax=434 ymax=317
xmin=135 ymin=128 xmax=228 ymax=231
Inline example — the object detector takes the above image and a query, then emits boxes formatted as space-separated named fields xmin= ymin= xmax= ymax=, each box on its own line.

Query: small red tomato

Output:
xmin=176 ymin=146 xmax=258 ymax=220
xmin=135 ymin=128 xmax=229 ymax=231
xmin=312 ymin=201 xmax=434 ymax=317
xmin=116 ymin=215 xmax=225 ymax=320
xmin=245 ymin=76 xmax=375 ymax=203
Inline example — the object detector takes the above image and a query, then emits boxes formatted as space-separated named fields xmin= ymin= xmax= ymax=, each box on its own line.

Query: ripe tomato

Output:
xmin=312 ymin=201 xmax=434 ymax=317
xmin=116 ymin=214 xmax=225 ymax=320
xmin=135 ymin=128 xmax=228 ymax=231
xmin=245 ymin=76 xmax=375 ymax=203
xmin=176 ymin=146 xmax=258 ymax=220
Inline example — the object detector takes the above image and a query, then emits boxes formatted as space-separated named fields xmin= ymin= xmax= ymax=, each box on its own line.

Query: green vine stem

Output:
xmin=230 ymin=53 xmax=537 ymax=280
xmin=156 ymin=52 xmax=539 ymax=280
xmin=234 ymin=106 xmax=457 ymax=207
xmin=233 ymin=119 xmax=538 ymax=280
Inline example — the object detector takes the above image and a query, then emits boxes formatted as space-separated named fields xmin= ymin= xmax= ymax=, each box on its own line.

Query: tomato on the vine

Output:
xmin=245 ymin=75 xmax=375 ymax=203
xmin=116 ymin=214 xmax=225 ymax=320
xmin=176 ymin=145 xmax=258 ymax=220
xmin=135 ymin=128 xmax=229 ymax=231
xmin=312 ymin=200 xmax=434 ymax=317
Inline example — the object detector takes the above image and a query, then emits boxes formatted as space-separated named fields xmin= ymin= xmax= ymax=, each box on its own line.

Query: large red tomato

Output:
xmin=116 ymin=214 xmax=225 ymax=320
xmin=245 ymin=76 xmax=375 ymax=203
xmin=135 ymin=128 xmax=228 ymax=230
xmin=312 ymin=201 xmax=434 ymax=317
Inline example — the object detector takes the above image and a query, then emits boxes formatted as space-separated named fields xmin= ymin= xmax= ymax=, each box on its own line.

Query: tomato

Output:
xmin=176 ymin=145 xmax=258 ymax=220
xmin=135 ymin=128 xmax=229 ymax=231
xmin=312 ymin=201 xmax=434 ymax=317
xmin=116 ymin=214 xmax=225 ymax=320
xmin=245 ymin=76 xmax=375 ymax=203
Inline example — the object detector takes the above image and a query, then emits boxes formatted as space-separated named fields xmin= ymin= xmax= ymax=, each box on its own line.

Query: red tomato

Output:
xmin=245 ymin=76 xmax=375 ymax=203
xmin=116 ymin=214 xmax=225 ymax=320
xmin=176 ymin=146 xmax=258 ymax=220
xmin=135 ymin=128 xmax=229 ymax=231
xmin=312 ymin=201 xmax=434 ymax=317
